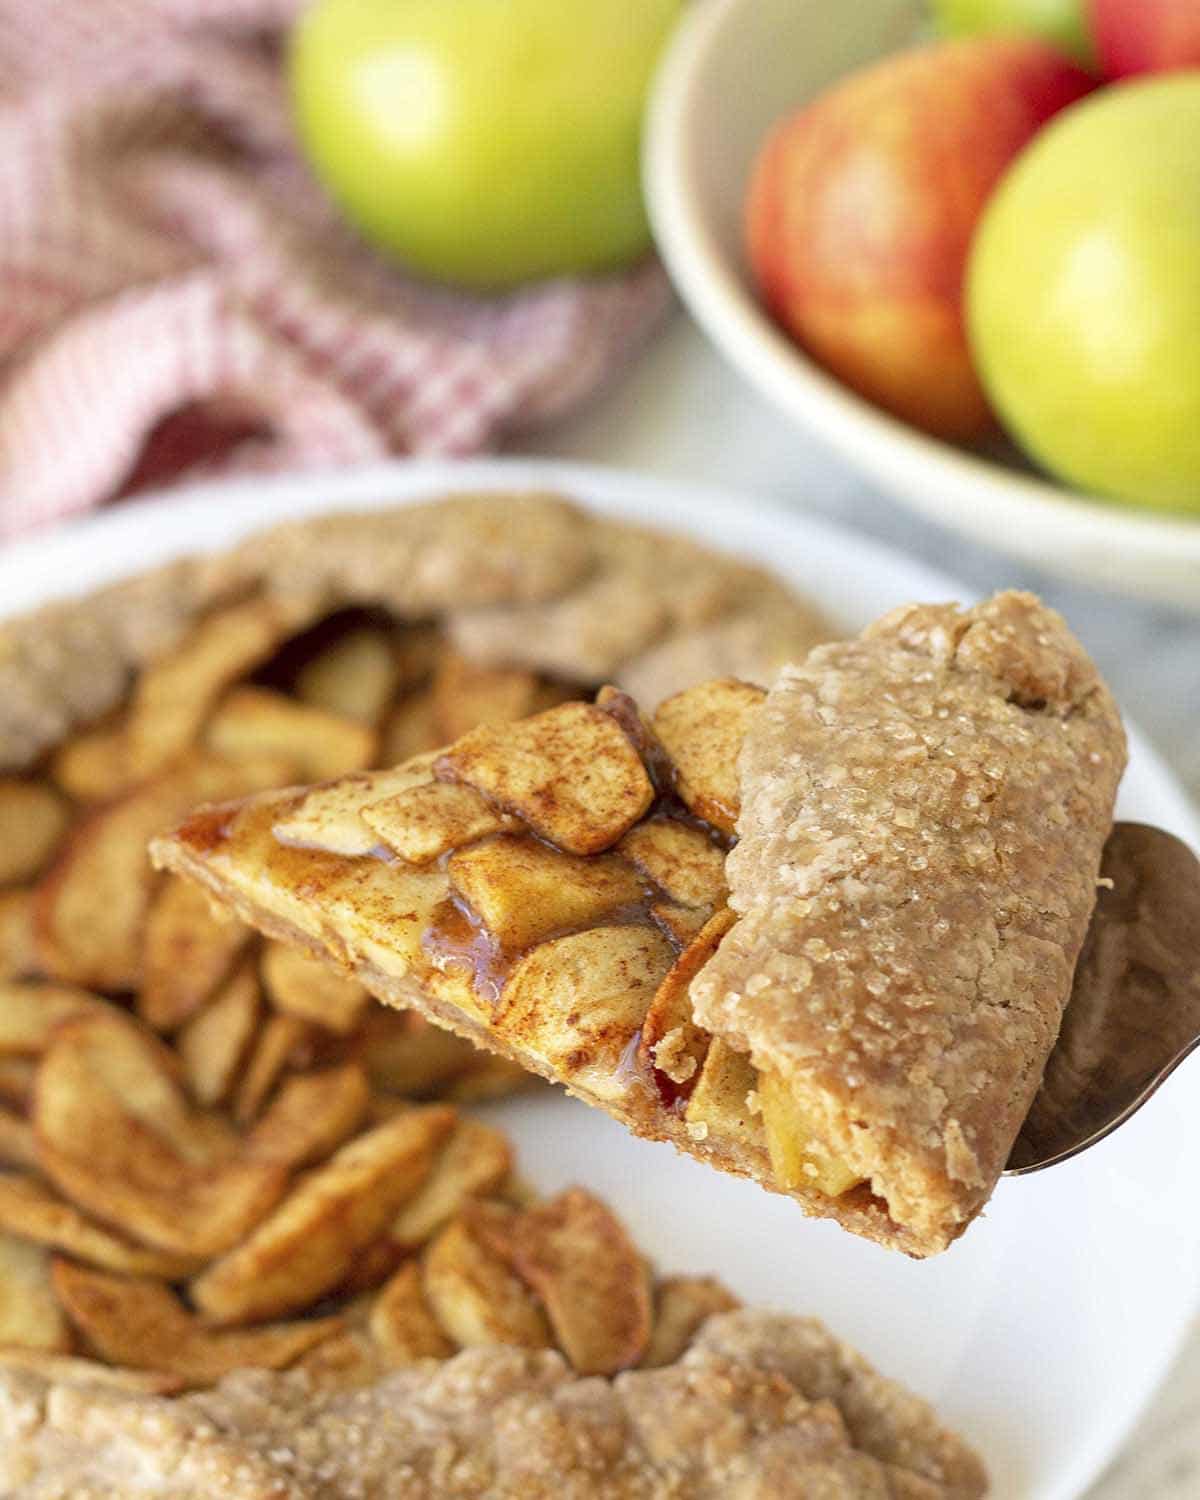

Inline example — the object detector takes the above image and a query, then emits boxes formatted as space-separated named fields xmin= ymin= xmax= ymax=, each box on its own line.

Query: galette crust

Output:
xmin=693 ymin=593 xmax=1127 ymax=1253
xmin=0 ymin=493 xmax=828 ymax=773
xmin=0 ymin=1310 xmax=987 ymax=1499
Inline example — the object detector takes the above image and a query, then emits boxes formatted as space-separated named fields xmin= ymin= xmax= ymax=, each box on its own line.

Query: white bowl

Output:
xmin=644 ymin=0 xmax=1200 ymax=610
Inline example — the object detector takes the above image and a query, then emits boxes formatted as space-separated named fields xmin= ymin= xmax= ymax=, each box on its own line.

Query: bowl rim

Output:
xmin=643 ymin=0 xmax=1200 ymax=579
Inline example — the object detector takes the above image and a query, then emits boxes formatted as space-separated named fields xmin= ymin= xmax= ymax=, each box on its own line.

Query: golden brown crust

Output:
xmin=0 ymin=494 xmax=828 ymax=774
xmin=619 ymin=600 xmax=823 ymax=710
xmin=449 ymin=519 xmax=826 ymax=694
xmin=0 ymin=1310 xmax=987 ymax=1499
xmin=693 ymin=593 xmax=1127 ymax=1254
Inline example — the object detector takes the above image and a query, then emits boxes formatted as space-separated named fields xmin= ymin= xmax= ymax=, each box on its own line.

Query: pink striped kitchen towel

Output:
xmin=0 ymin=0 xmax=672 ymax=539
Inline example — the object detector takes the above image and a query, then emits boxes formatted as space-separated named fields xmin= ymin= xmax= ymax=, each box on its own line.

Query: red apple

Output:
xmin=1091 ymin=0 xmax=1200 ymax=79
xmin=745 ymin=38 xmax=1093 ymax=442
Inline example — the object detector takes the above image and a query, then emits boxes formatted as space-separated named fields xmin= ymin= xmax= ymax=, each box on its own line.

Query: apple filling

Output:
xmin=343 ymin=683 xmax=866 ymax=1204
xmin=643 ymin=930 xmax=863 ymax=1201
xmin=679 ymin=1043 xmax=860 ymax=1198
xmin=754 ymin=1069 xmax=862 ymax=1199
xmin=177 ymin=681 xmax=867 ymax=1206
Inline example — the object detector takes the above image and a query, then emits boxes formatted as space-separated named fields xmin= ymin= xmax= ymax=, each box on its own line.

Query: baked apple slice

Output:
xmin=153 ymin=593 xmax=1126 ymax=1257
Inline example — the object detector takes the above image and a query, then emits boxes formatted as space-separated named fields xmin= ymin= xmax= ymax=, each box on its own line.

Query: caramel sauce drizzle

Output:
xmin=176 ymin=803 xmax=243 ymax=856
xmin=421 ymin=893 xmax=510 ymax=1005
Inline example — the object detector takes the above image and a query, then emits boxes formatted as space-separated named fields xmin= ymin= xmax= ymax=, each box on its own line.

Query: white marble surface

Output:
xmin=518 ymin=314 xmax=1200 ymax=1500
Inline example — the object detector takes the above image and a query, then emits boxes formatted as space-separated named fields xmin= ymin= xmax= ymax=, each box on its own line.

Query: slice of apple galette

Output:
xmin=155 ymin=592 xmax=1126 ymax=1258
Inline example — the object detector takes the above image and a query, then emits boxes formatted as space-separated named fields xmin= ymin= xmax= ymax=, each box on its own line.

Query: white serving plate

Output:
xmin=644 ymin=0 xmax=1200 ymax=610
xmin=3 ymin=457 xmax=1198 ymax=1500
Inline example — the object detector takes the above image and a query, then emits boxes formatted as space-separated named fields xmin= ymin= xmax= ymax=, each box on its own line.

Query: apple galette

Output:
xmin=154 ymin=591 xmax=1126 ymax=1257
xmin=7 ymin=493 xmax=991 ymax=1490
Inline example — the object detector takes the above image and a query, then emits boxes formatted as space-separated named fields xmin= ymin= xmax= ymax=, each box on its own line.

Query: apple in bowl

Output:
xmin=744 ymin=37 xmax=1093 ymax=442
xmin=967 ymin=74 xmax=1200 ymax=514
xmin=1091 ymin=0 xmax=1200 ymax=78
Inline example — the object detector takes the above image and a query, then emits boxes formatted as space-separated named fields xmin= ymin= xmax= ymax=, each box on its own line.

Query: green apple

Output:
xmin=288 ymin=0 xmax=682 ymax=289
xmin=930 ymin=0 xmax=1095 ymax=66
xmin=967 ymin=75 xmax=1200 ymax=513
